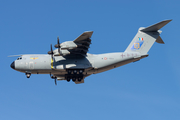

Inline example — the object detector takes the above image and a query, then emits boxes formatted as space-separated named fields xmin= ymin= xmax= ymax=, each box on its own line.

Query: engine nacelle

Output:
xmin=55 ymin=41 xmax=77 ymax=50
xmin=53 ymin=49 xmax=70 ymax=56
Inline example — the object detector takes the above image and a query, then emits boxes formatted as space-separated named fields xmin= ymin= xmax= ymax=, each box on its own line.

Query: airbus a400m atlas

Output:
xmin=10 ymin=20 xmax=171 ymax=85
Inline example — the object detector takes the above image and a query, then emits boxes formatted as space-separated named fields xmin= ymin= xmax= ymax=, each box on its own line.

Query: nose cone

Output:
xmin=10 ymin=61 xmax=15 ymax=69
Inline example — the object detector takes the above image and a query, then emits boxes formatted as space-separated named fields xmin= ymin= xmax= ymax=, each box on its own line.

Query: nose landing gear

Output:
xmin=26 ymin=73 xmax=31 ymax=78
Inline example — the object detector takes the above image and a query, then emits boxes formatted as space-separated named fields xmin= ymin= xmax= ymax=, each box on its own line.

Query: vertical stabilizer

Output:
xmin=125 ymin=20 xmax=171 ymax=55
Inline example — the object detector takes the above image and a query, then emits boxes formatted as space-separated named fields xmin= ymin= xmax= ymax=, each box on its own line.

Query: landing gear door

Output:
xmin=29 ymin=62 xmax=34 ymax=69
xmin=88 ymin=57 xmax=94 ymax=68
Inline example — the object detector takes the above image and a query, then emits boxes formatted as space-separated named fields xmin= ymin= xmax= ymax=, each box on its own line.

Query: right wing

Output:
xmin=53 ymin=31 xmax=93 ymax=56
xmin=72 ymin=31 xmax=93 ymax=56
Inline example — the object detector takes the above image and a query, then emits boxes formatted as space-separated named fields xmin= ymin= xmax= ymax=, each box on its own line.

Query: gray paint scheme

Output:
xmin=10 ymin=20 xmax=171 ymax=84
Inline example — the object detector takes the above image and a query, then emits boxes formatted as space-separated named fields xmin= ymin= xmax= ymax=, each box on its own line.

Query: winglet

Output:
xmin=140 ymin=20 xmax=172 ymax=32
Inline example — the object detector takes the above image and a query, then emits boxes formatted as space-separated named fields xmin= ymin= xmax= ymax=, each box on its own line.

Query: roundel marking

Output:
xmin=104 ymin=57 xmax=107 ymax=60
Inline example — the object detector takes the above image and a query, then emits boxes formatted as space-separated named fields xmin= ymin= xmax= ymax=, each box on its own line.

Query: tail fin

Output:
xmin=125 ymin=20 xmax=172 ymax=55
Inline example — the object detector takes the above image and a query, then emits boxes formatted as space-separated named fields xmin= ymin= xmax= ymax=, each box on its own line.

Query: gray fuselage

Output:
xmin=11 ymin=52 xmax=147 ymax=80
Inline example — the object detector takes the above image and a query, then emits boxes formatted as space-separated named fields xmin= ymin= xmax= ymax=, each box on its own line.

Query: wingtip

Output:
xmin=162 ymin=19 xmax=172 ymax=24
xmin=84 ymin=31 xmax=93 ymax=33
xmin=165 ymin=19 xmax=172 ymax=22
xmin=8 ymin=54 xmax=23 ymax=57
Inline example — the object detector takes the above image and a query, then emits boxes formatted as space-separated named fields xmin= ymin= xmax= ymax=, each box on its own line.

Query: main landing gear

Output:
xmin=66 ymin=69 xmax=84 ymax=82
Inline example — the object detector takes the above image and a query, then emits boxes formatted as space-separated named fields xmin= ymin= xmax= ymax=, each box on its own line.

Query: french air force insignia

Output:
xmin=134 ymin=43 xmax=140 ymax=49
xmin=131 ymin=38 xmax=144 ymax=50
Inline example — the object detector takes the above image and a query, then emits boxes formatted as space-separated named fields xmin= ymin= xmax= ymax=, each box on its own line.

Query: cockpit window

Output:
xmin=17 ymin=57 xmax=22 ymax=60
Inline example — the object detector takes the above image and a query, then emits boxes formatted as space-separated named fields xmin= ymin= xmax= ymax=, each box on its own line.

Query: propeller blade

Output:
xmin=50 ymin=44 xmax=53 ymax=59
xmin=48 ymin=44 xmax=54 ymax=57
xmin=51 ymin=44 xmax=53 ymax=53
xmin=57 ymin=36 xmax=60 ymax=45
xmin=57 ymin=36 xmax=61 ymax=54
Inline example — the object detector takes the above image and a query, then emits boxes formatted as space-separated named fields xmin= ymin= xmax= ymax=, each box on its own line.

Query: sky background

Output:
xmin=1 ymin=0 xmax=180 ymax=120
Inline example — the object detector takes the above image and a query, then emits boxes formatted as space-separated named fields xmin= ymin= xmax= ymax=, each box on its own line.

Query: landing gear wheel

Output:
xmin=78 ymin=77 xmax=82 ymax=82
xmin=67 ymin=77 xmax=71 ymax=82
xmin=79 ymin=70 xmax=83 ymax=74
xmin=26 ymin=73 xmax=31 ymax=78
xmin=73 ymin=70 xmax=77 ymax=74
xmin=68 ymin=70 xmax=72 ymax=74
xmin=72 ymin=77 xmax=76 ymax=82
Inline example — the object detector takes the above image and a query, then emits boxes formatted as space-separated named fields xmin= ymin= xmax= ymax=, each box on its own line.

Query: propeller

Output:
xmin=48 ymin=44 xmax=54 ymax=59
xmin=54 ymin=36 xmax=61 ymax=54
xmin=50 ymin=73 xmax=57 ymax=85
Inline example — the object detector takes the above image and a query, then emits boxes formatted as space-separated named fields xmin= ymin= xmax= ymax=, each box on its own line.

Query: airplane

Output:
xmin=10 ymin=20 xmax=171 ymax=85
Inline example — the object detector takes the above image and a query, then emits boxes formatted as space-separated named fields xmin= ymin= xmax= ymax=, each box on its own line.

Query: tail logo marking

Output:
xmin=134 ymin=43 xmax=140 ymax=49
xmin=131 ymin=41 xmax=144 ymax=50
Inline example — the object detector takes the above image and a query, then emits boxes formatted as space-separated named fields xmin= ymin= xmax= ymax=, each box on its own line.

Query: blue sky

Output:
xmin=1 ymin=0 xmax=180 ymax=120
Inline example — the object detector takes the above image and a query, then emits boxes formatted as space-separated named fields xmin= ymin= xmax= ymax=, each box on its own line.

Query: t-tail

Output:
xmin=125 ymin=20 xmax=172 ymax=55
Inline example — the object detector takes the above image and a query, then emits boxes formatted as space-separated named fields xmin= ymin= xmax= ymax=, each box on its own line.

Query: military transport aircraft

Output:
xmin=10 ymin=20 xmax=171 ymax=85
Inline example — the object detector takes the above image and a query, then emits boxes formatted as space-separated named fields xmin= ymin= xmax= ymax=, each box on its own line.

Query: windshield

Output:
xmin=17 ymin=57 xmax=22 ymax=60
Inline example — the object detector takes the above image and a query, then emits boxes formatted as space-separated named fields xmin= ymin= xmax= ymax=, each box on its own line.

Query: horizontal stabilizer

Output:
xmin=156 ymin=36 xmax=164 ymax=44
xmin=140 ymin=20 xmax=172 ymax=32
